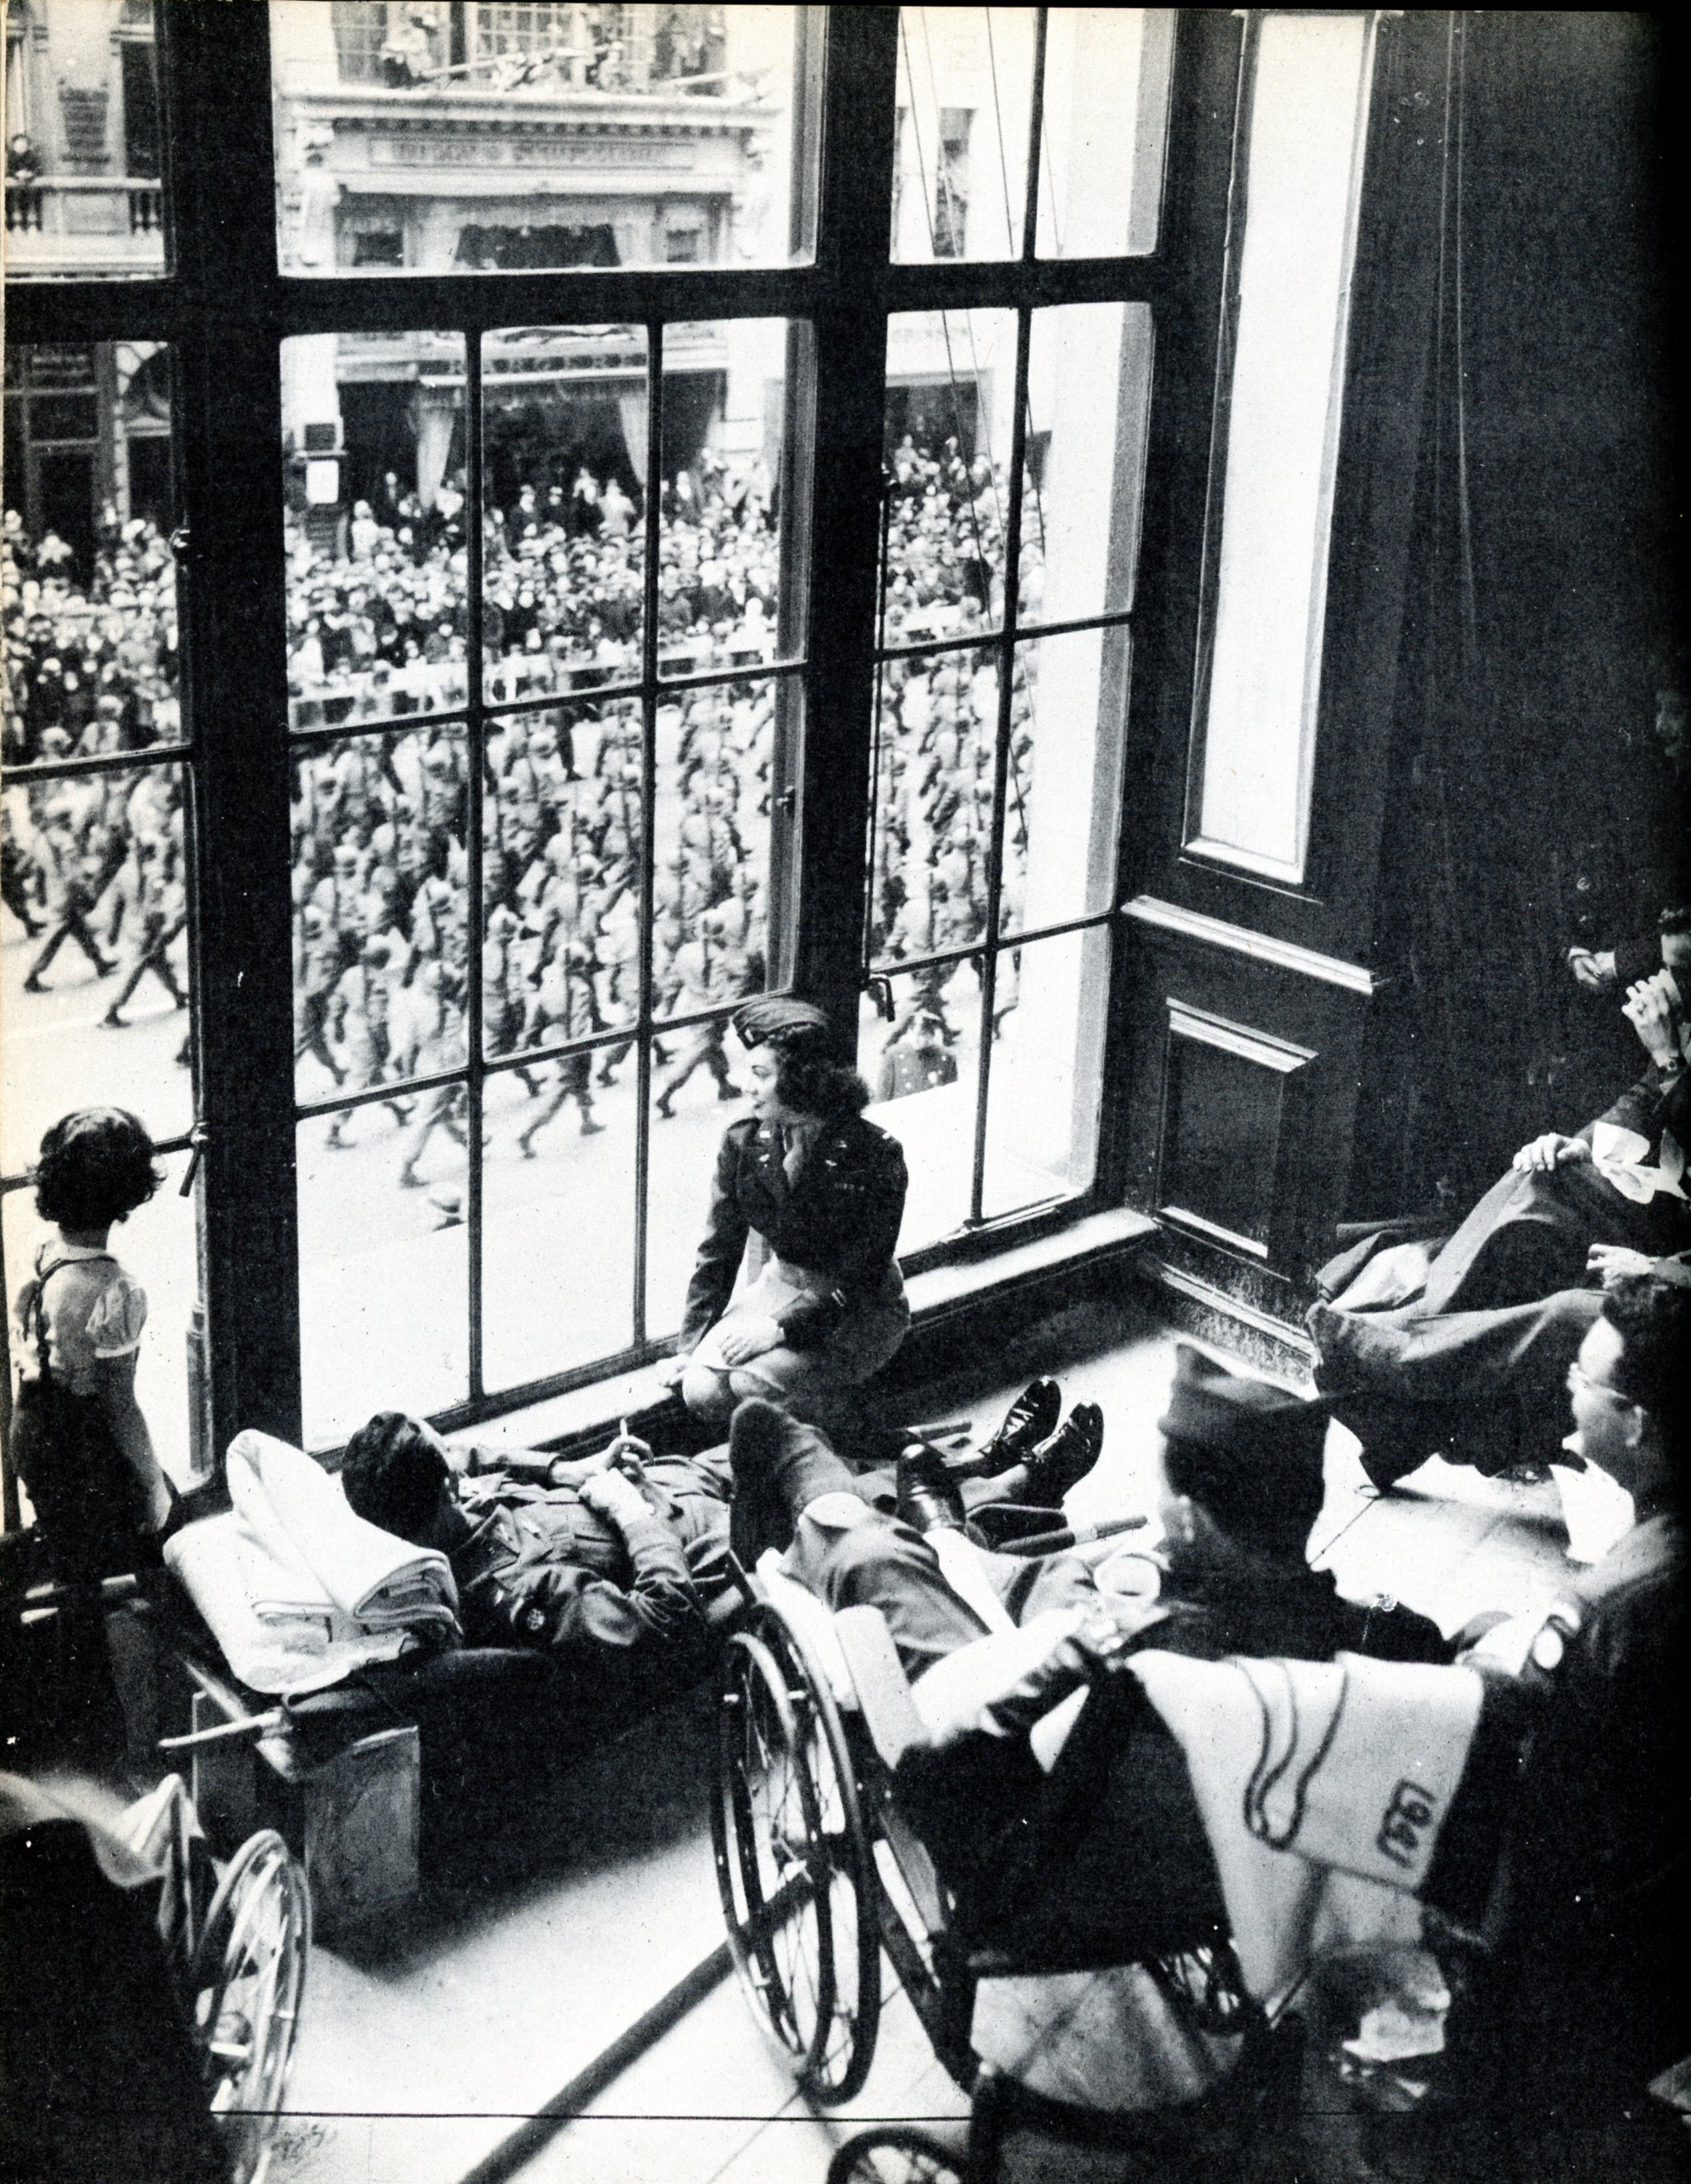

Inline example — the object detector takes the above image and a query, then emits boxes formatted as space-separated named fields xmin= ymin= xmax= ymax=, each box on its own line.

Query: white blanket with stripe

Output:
xmin=1128 ymin=1649 xmax=1484 ymax=2004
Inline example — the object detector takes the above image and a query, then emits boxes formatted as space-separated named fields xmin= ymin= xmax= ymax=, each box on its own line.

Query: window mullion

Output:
xmin=158 ymin=1 xmax=305 ymax=1452
xmin=968 ymin=306 xmax=1034 ymax=1226
xmin=791 ymin=5 xmax=900 ymax=1035
xmin=632 ymin=317 xmax=665 ymax=1350
xmin=465 ymin=335 xmax=488 ymax=1404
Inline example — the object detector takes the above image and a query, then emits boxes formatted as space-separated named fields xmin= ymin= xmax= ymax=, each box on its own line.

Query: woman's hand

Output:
xmin=1587 ymin=1243 xmax=1656 ymax=1289
xmin=1512 ymin=1132 xmax=1590 ymax=1174
xmin=1567 ymin=946 xmax=1618 ymax=992
xmin=657 ymin=1353 xmax=689 ymax=1390
xmin=715 ymin=1314 xmax=783 ymax=1367
xmin=1622 ymin=969 xmax=1685 ymax=1069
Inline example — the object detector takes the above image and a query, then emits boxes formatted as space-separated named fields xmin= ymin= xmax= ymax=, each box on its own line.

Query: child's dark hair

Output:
xmin=33 ymin=1108 xmax=162 ymax=1231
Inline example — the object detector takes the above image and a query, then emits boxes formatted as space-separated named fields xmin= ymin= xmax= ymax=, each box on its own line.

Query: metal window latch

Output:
xmin=180 ymin=1121 xmax=208 ymax=1196
xmin=864 ymin=974 xmax=894 ymax=1022
xmin=168 ymin=525 xmax=191 ymax=560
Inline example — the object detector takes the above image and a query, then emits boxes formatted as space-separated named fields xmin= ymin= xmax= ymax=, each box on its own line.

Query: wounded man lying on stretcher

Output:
xmin=337 ymin=1390 xmax=1103 ymax=1669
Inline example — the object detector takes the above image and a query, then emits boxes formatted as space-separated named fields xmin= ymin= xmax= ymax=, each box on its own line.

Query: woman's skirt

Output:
xmin=691 ymin=1252 xmax=910 ymax=1407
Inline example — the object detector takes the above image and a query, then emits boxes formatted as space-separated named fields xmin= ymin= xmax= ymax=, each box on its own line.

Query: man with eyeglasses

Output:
xmin=1423 ymin=1267 xmax=1690 ymax=2163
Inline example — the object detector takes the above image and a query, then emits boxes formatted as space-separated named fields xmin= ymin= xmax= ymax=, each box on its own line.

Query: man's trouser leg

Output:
xmin=783 ymin=1516 xmax=992 ymax=1679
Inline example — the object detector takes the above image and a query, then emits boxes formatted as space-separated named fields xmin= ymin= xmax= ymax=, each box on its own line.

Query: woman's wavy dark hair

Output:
xmin=33 ymin=1108 xmax=162 ymax=1231
xmin=767 ymin=1032 xmax=870 ymax=1120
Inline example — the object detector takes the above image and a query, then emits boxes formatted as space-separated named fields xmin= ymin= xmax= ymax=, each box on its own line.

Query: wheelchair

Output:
xmin=1 ymin=1769 xmax=310 ymax=2184
xmin=154 ymin=1782 xmax=312 ymax=2184
xmin=712 ymin=1555 xmax=1296 ymax=2184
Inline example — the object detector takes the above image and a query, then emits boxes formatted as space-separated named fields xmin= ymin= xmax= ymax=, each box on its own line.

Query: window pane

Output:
xmin=1035 ymin=9 xmax=1173 ymax=258
xmin=891 ymin=8 xmax=1035 ymax=264
xmin=869 ymin=644 xmax=994 ymax=971
xmin=283 ymin=333 xmax=469 ymax=731
xmin=482 ymin=1055 xmax=636 ymax=1389
xmin=646 ymin=1009 xmax=751 ymax=1340
xmin=3 ymin=1147 xmax=202 ymax=1492
xmin=291 ymin=725 xmax=467 ymax=1107
xmin=1021 ymin=302 xmax=1152 ymax=628
xmin=485 ymin=697 xmax=644 ymax=1056
xmin=883 ymin=310 xmax=1017 ymax=646
xmin=4 ymin=0 xmax=168 ymax=280
xmin=483 ymin=324 xmax=647 ymax=703
xmin=655 ymin=675 xmax=795 ymax=1015
xmin=271 ymin=4 xmax=821 ymax=274
xmin=860 ymin=964 xmax=980 ymax=1253
xmin=658 ymin=318 xmax=805 ymax=679
xmin=1192 ymin=12 xmax=1375 ymax=883
xmin=298 ymin=1110 xmax=467 ymax=1448
xmin=4 ymin=343 xmax=179 ymax=742
xmin=998 ymin=626 xmax=1128 ymax=941
xmin=980 ymin=924 xmax=1108 ymax=1221
xmin=3 ymin=762 xmax=194 ymax=1170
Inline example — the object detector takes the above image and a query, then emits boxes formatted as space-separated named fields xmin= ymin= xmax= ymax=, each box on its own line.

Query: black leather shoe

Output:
xmin=950 ymin=1377 xmax=1061 ymax=1479
xmin=895 ymin=1443 xmax=968 ymax=1533
xmin=1021 ymin=1403 xmax=1105 ymax=1508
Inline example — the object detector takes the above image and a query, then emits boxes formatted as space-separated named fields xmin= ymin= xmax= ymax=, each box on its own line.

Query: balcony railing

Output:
xmin=5 ymin=176 xmax=166 ymax=276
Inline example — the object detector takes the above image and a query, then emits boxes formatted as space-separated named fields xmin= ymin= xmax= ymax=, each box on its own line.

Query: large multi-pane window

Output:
xmin=5 ymin=5 xmax=1237 ymax=1494
xmin=1 ymin=337 xmax=204 ymax=1508
xmin=283 ymin=312 xmax=811 ymax=1443
xmin=865 ymin=8 xmax=1171 ymax=1254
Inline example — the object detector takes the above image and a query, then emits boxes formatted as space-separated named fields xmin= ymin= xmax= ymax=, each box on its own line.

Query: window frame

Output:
xmin=3 ymin=3 xmax=1246 ymax=1465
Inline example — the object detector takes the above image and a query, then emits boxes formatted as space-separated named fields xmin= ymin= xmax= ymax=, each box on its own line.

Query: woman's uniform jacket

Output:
xmin=680 ymin=1113 xmax=908 ymax=1354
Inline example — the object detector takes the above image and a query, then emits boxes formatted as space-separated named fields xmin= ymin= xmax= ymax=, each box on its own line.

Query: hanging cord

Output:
xmin=910 ymin=11 xmax=1010 ymax=565
xmin=1410 ymin=9 xmax=1465 ymax=1196
xmin=864 ymin=479 xmax=895 ymax=977
xmin=982 ymin=7 xmax=1022 ymax=258
xmin=1450 ymin=13 xmax=1479 ymax=663
xmin=886 ymin=12 xmax=1030 ymax=952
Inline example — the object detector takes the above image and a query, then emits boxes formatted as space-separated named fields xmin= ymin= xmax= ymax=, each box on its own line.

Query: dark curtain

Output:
xmin=1359 ymin=11 xmax=1688 ymax=1215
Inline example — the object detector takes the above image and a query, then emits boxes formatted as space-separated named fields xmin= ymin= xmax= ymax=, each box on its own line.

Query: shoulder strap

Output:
xmin=20 ymin=1251 xmax=114 ymax=1375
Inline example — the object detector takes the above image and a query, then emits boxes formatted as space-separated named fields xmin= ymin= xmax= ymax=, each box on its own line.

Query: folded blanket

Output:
xmin=226 ymin=1430 xmax=457 ymax=1638
xmin=1129 ymin=1650 xmax=1483 ymax=2004
xmin=166 ymin=1513 xmax=421 ymax=1696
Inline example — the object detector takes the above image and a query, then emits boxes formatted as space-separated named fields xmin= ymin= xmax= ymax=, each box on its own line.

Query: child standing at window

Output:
xmin=9 ymin=1107 xmax=177 ymax=1584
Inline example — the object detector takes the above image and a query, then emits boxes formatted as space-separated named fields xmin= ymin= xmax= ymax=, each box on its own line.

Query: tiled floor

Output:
xmin=270 ymin=1294 xmax=1594 ymax=2184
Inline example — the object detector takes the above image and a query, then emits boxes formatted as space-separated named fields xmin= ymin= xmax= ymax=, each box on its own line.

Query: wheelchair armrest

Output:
xmin=833 ymin=1606 xmax=931 ymax=1771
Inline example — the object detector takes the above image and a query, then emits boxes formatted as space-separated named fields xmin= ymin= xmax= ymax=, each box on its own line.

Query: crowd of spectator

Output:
xmin=283 ymin=441 xmax=783 ymax=727
xmin=870 ymin=432 xmax=1042 ymax=1060
xmin=3 ymin=420 xmax=1046 ymax=1164
xmin=3 ymin=507 xmax=190 ymax=1042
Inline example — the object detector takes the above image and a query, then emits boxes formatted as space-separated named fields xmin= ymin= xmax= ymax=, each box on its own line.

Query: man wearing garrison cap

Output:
xmin=1148 ymin=1346 xmax=1450 ymax=1665
xmin=731 ymin=1349 xmax=1448 ymax=1975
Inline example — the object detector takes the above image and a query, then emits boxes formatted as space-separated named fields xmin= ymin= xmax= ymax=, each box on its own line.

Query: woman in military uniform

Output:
xmin=665 ymin=998 xmax=909 ymax=1428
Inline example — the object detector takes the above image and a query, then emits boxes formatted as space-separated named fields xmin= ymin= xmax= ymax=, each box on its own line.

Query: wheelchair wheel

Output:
xmin=713 ymin=1620 xmax=880 ymax=2103
xmin=826 ymin=2124 xmax=968 ymax=2183
xmin=187 ymin=1829 xmax=311 ymax=2184
xmin=757 ymin=1604 xmax=882 ymax=2103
